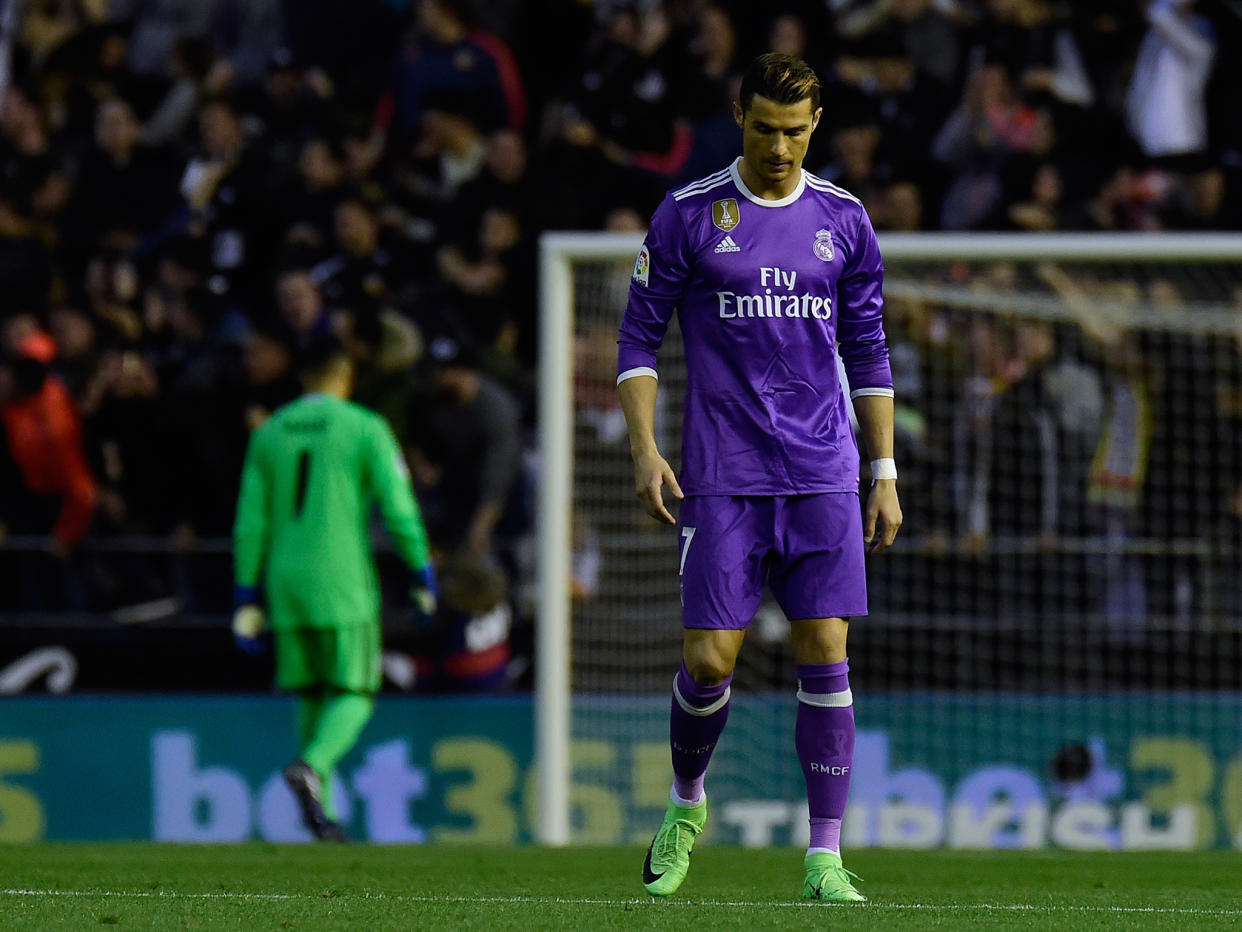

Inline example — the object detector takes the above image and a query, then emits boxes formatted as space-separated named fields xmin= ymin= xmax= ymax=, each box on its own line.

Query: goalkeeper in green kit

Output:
xmin=232 ymin=334 xmax=437 ymax=841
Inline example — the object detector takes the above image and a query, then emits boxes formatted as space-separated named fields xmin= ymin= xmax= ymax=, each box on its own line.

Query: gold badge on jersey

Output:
xmin=712 ymin=198 xmax=739 ymax=232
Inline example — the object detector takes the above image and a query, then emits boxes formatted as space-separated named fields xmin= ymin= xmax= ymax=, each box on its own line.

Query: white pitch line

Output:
xmin=1 ymin=890 xmax=297 ymax=900
xmin=2 ymin=890 xmax=1241 ymax=915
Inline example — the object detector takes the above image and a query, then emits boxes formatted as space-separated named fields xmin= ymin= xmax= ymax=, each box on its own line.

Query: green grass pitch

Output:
xmin=1 ymin=844 xmax=1239 ymax=930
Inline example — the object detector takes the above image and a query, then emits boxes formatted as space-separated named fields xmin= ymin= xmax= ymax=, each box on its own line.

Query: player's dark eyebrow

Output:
xmin=752 ymin=120 xmax=809 ymax=132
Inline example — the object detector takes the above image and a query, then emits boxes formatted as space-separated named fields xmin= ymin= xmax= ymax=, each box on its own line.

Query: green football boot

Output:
xmin=641 ymin=796 xmax=708 ymax=896
xmin=802 ymin=851 xmax=866 ymax=903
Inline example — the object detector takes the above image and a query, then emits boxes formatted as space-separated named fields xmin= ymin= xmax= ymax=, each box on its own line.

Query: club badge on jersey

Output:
xmin=813 ymin=229 xmax=835 ymax=262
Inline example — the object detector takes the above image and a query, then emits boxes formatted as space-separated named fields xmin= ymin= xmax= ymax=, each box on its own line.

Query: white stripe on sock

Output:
xmin=796 ymin=687 xmax=853 ymax=708
xmin=673 ymin=674 xmax=731 ymax=716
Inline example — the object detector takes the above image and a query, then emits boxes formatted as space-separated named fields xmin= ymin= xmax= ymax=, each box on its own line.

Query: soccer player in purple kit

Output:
xmin=616 ymin=53 xmax=902 ymax=902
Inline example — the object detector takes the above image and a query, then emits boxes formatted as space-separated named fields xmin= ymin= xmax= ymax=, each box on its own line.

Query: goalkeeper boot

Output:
xmin=642 ymin=795 xmax=707 ymax=896
xmin=802 ymin=851 xmax=866 ymax=903
xmin=319 ymin=820 xmax=349 ymax=844
xmin=283 ymin=759 xmax=333 ymax=839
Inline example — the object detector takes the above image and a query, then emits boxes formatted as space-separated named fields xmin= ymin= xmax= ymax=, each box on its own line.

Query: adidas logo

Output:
xmin=714 ymin=235 xmax=740 ymax=253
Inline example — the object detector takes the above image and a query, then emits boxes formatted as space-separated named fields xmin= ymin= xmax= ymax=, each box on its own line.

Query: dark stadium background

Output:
xmin=1 ymin=0 xmax=1241 ymax=699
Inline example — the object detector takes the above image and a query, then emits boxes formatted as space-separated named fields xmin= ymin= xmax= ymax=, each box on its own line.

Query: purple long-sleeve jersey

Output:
xmin=617 ymin=158 xmax=892 ymax=495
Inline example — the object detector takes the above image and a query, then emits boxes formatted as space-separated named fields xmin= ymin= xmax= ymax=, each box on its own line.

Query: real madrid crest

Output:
xmin=813 ymin=229 xmax=834 ymax=262
xmin=712 ymin=198 xmax=740 ymax=232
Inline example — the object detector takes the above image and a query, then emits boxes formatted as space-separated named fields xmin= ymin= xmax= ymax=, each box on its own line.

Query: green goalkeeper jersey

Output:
xmin=233 ymin=393 xmax=431 ymax=630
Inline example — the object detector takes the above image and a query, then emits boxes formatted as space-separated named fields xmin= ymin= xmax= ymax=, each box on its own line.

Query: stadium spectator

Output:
xmin=396 ymin=549 xmax=516 ymax=692
xmin=209 ymin=0 xmax=288 ymax=90
xmin=1125 ymin=0 xmax=1217 ymax=171
xmin=18 ymin=0 xmax=108 ymax=67
xmin=179 ymin=93 xmax=278 ymax=308
xmin=274 ymin=133 xmax=351 ymax=255
xmin=385 ymin=0 xmax=527 ymax=143
xmin=990 ymin=314 xmax=1104 ymax=609
xmin=874 ymin=178 xmax=924 ymax=231
xmin=931 ymin=62 xmax=1057 ymax=229
xmin=963 ymin=0 xmax=1096 ymax=112
xmin=816 ymin=117 xmax=885 ymax=205
xmin=993 ymin=160 xmax=1070 ymax=231
xmin=153 ymin=287 xmax=250 ymax=542
xmin=138 ymin=35 xmax=221 ymax=148
xmin=281 ymin=0 xmax=403 ymax=111
xmin=537 ymin=3 xmax=696 ymax=228
xmin=275 ymin=268 xmax=332 ymax=348
xmin=391 ymin=89 xmax=492 ymax=235
xmin=686 ymin=3 xmax=740 ymax=121
xmin=406 ymin=324 xmax=524 ymax=562
xmin=0 ymin=179 xmax=56 ymax=319
xmin=64 ymin=95 xmax=182 ymax=267
xmin=338 ymin=305 xmax=423 ymax=446
xmin=241 ymin=47 xmax=336 ymax=178
xmin=835 ymin=0 xmax=964 ymax=90
xmin=310 ymin=193 xmax=423 ymax=321
xmin=46 ymin=303 xmax=101 ymax=400
xmin=0 ymin=329 xmax=97 ymax=607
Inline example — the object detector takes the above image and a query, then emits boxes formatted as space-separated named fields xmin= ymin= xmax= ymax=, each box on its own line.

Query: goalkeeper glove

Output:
xmin=409 ymin=564 xmax=439 ymax=627
xmin=232 ymin=585 xmax=269 ymax=655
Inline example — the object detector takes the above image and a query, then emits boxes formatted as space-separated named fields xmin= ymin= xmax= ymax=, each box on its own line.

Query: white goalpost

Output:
xmin=535 ymin=231 xmax=1242 ymax=848
xmin=536 ymin=232 xmax=643 ymax=846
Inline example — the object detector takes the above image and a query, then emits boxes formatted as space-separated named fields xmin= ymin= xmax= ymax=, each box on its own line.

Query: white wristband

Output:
xmin=870 ymin=458 xmax=897 ymax=481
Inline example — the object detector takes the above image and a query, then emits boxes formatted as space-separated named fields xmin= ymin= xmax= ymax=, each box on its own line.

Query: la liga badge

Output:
xmin=633 ymin=244 xmax=650 ymax=285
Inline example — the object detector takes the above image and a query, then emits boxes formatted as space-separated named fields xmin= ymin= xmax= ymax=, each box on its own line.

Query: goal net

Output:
xmin=536 ymin=232 xmax=1242 ymax=849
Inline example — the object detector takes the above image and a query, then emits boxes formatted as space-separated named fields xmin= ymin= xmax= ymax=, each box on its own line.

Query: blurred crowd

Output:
xmin=873 ymin=260 xmax=1242 ymax=630
xmin=1 ymin=0 xmax=1241 ymax=634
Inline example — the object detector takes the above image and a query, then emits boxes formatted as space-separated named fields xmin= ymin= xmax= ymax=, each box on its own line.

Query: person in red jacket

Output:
xmin=0 ymin=330 xmax=97 ymax=557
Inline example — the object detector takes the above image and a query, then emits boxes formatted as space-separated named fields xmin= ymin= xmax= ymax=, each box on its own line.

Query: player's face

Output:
xmin=734 ymin=94 xmax=821 ymax=195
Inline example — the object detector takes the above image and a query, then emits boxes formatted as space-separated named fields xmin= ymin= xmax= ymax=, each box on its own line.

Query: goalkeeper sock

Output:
xmin=295 ymin=691 xmax=338 ymax=819
xmin=795 ymin=660 xmax=855 ymax=855
xmin=302 ymin=690 xmax=375 ymax=820
xmin=669 ymin=663 xmax=731 ymax=804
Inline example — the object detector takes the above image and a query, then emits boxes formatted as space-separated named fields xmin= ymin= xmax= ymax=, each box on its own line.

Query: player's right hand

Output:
xmin=409 ymin=565 xmax=439 ymax=626
xmin=633 ymin=449 xmax=683 ymax=525
xmin=232 ymin=605 xmax=268 ymax=655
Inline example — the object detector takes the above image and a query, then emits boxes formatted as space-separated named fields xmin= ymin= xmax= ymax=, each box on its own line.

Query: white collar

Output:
xmin=729 ymin=157 xmax=806 ymax=207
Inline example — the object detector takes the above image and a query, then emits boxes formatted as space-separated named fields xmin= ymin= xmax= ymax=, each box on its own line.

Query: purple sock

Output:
xmin=669 ymin=663 xmax=731 ymax=804
xmin=795 ymin=659 xmax=855 ymax=854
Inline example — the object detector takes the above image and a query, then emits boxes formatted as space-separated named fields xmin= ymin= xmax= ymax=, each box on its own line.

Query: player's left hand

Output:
xmin=232 ymin=604 xmax=268 ymax=655
xmin=865 ymin=479 xmax=902 ymax=554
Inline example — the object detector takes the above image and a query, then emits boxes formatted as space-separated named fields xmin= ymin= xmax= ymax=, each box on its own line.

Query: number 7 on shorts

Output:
xmin=679 ymin=526 xmax=696 ymax=576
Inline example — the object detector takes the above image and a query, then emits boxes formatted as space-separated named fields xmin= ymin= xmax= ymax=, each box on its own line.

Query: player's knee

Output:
xmin=791 ymin=618 xmax=849 ymax=664
xmin=682 ymin=652 xmax=735 ymax=686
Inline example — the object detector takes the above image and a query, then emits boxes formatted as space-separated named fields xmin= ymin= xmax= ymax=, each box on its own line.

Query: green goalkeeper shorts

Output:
xmin=274 ymin=625 xmax=381 ymax=694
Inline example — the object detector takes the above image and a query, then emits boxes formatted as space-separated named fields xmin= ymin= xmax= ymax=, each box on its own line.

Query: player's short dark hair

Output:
xmin=297 ymin=332 xmax=350 ymax=382
xmin=739 ymin=52 xmax=820 ymax=114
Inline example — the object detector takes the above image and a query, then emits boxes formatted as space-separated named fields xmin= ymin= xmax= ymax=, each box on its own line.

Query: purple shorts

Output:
xmin=677 ymin=493 xmax=867 ymax=629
